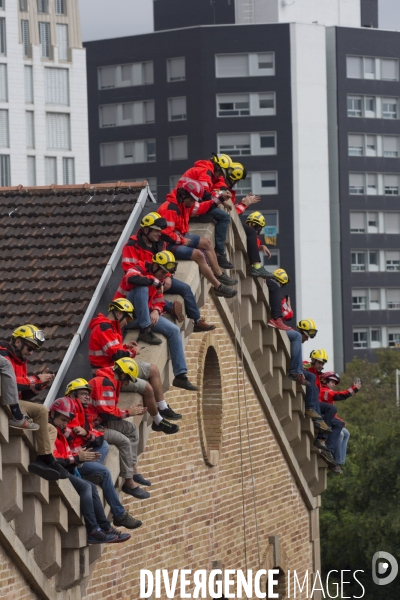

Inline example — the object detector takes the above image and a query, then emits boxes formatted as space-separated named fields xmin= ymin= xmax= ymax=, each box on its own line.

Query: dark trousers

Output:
xmin=325 ymin=417 xmax=345 ymax=454
xmin=243 ymin=222 xmax=261 ymax=264
xmin=303 ymin=371 xmax=338 ymax=429
xmin=266 ymin=278 xmax=282 ymax=319
xmin=207 ymin=205 xmax=230 ymax=255
xmin=68 ymin=474 xmax=110 ymax=533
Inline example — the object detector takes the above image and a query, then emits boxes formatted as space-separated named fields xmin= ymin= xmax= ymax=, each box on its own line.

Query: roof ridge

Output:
xmin=0 ymin=181 xmax=148 ymax=196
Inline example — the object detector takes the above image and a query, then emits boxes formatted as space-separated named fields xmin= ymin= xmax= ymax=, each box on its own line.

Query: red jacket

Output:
xmin=64 ymin=397 xmax=104 ymax=451
xmin=114 ymin=261 xmax=166 ymax=314
xmin=88 ymin=314 xmax=136 ymax=369
xmin=158 ymin=188 xmax=220 ymax=244
xmin=53 ymin=427 xmax=78 ymax=470
xmin=179 ymin=159 xmax=221 ymax=200
xmin=0 ymin=340 xmax=46 ymax=400
xmin=319 ymin=385 xmax=359 ymax=404
xmin=121 ymin=231 xmax=167 ymax=273
xmin=282 ymin=297 xmax=293 ymax=321
xmin=88 ymin=367 xmax=129 ymax=421
xmin=303 ymin=364 xmax=322 ymax=392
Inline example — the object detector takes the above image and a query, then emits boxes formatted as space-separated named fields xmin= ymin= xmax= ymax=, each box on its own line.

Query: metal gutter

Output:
xmin=45 ymin=185 xmax=154 ymax=407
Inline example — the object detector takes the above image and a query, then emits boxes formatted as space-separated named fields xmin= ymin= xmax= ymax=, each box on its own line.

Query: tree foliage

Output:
xmin=321 ymin=349 xmax=400 ymax=599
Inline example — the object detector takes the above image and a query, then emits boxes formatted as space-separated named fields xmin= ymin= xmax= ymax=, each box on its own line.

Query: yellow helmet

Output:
xmin=108 ymin=298 xmax=134 ymax=321
xmin=310 ymin=349 xmax=328 ymax=363
xmin=246 ymin=211 xmax=265 ymax=228
xmin=152 ymin=250 xmax=177 ymax=273
xmin=113 ymin=357 xmax=139 ymax=382
xmin=11 ymin=324 xmax=45 ymax=348
xmin=140 ymin=212 xmax=167 ymax=230
xmin=65 ymin=378 xmax=92 ymax=397
xmin=273 ymin=268 xmax=290 ymax=286
xmin=211 ymin=153 xmax=233 ymax=170
xmin=228 ymin=162 xmax=247 ymax=182
xmin=297 ymin=319 xmax=318 ymax=339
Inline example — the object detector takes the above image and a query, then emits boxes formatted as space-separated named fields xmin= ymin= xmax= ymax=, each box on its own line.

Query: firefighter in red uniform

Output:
xmin=115 ymin=251 xmax=198 ymax=391
xmin=89 ymin=297 xmax=182 ymax=420
xmin=122 ymin=212 xmax=215 ymax=332
xmin=158 ymin=179 xmax=237 ymax=299
xmin=49 ymin=396 xmax=139 ymax=542
xmin=0 ymin=325 xmax=69 ymax=481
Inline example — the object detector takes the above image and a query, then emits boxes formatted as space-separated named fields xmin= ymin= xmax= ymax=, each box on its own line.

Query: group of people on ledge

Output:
xmin=0 ymin=153 xmax=360 ymax=546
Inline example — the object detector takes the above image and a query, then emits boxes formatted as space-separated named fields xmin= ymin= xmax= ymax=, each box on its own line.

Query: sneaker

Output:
xmin=216 ymin=272 xmax=238 ymax=287
xmin=133 ymin=473 xmax=151 ymax=486
xmin=170 ymin=300 xmax=185 ymax=323
xmin=289 ymin=373 xmax=311 ymax=387
xmin=159 ymin=405 xmax=183 ymax=420
xmin=9 ymin=416 xmax=40 ymax=431
xmin=313 ymin=438 xmax=327 ymax=451
xmin=152 ymin=419 xmax=179 ymax=435
xmin=102 ymin=525 xmax=131 ymax=543
xmin=250 ymin=266 xmax=273 ymax=279
xmin=214 ymin=284 xmax=238 ymax=299
xmin=28 ymin=458 xmax=60 ymax=481
xmin=83 ymin=473 xmax=104 ymax=485
xmin=268 ymin=318 xmax=292 ymax=331
xmin=51 ymin=461 xmax=70 ymax=479
xmin=137 ymin=327 xmax=162 ymax=345
xmin=320 ymin=449 xmax=337 ymax=467
xmin=113 ymin=511 xmax=142 ymax=530
xmin=121 ymin=484 xmax=150 ymax=500
xmin=329 ymin=465 xmax=343 ymax=475
xmin=217 ymin=253 xmax=234 ymax=270
xmin=172 ymin=375 xmax=198 ymax=391
xmin=193 ymin=318 xmax=216 ymax=332
xmin=313 ymin=419 xmax=332 ymax=433
xmin=87 ymin=527 xmax=118 ymax=545
xmin=305 ymin=408 xmax=322 ymax=420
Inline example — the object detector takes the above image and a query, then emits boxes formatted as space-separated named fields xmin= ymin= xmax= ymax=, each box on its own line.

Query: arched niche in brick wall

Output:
xmin=197 ymin=333 xmax=223 ymax=467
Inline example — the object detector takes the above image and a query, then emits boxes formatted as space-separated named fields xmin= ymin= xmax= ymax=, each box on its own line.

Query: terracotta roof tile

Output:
xmin=0 ymin=182 xmax=145 ymax=392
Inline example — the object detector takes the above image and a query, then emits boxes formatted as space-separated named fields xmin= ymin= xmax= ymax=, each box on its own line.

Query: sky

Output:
xmin=78 ymin=0 xmax=400 ymax=42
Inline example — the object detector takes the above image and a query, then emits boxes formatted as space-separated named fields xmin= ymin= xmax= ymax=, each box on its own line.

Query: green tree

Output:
xmin=321 ymin=349 xmax=400 ymax=599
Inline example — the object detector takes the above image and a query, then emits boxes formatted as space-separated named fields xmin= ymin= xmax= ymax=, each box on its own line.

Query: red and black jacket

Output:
xmin=121 ymin=231 xmax=166 ymax=273
xmin=114 ymin=261 xmax=166 ymax=314
xmin=53 ymin=427 xmax=80 ymax=472
xmin=0 ymin=340 xmax=46 ymax=400
xmin=88 ymin=314 xmax=136 ymax=369
xmin=64 ymin=397 xmax=104 ymax=451
xmin=178 ymin=159 xmax=221 ymax=200
xmin=319 ymin=384 xmax=359 ymax=404
xmin=88 ymin=367 xmax=129 ymax=422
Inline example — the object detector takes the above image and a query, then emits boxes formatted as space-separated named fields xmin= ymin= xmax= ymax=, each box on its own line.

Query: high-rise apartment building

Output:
xmin=0 ymin=0 xmax=89 ymax=187
xmin=85 ymin=0 xmax=399 ymax=371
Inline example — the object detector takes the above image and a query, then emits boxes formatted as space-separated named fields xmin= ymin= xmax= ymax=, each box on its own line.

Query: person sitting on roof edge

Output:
xmin=243 ymin=212 xmax=274 ymax=280
xmin=63 ymin=377 xmax=151 ymax=509
xmin=114 ymin=252 xmax=198 ymax=392
xmin=177 ymin=153 xmax=233 ymax=270
xmin=262 ymin=268 xmax=293 ymax=332
xmin=0 ymin=325 xmax=69 ymax=481
xmin=49 ymin=396 xmax=139 ymax=544
xmin=122 ymin=211 xmax=216 ymax=333
xmin=89 ymin=298 xmax=181 ymax=420
xmin=158 ymin=179 xmax=238 ymax=299
xmin=212 ymin=159 xmax=262 ymax=218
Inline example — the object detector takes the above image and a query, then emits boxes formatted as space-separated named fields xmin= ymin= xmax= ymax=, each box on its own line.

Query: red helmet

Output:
xmin=321 ymin=371 xmax=340 ymax=384
xmin=49 ymin=397 xmax=75 ymax=419
xmin=177 ymin=178 xmax=204 ymax=201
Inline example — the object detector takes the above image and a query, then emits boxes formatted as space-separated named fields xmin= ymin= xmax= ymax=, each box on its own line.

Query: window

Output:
xmin=21 ymin=20 xmax=30 ymax=58
xmin=100 ymin=105 xmax=116 ymax=127
xmin=0 ymin=109 xmax=8 ymax=147
xmin=62 ymin=157 xmax=74 ymax=184
xmin=0 ymin=64 xmax=7 ymax=102
xmin=235 ymin=176 xmax=252 ymax=195
xmin=26 ymin=111 xmax=35 ymax=148
xmin=386 ymin=251 xmax=400 ymax=271
xmin=351 ymin=251 xmax=366 ymax=272
xmin=46 ymin=112 xmax=70 ymax=149
xmin=367 ymin=173 xmax=377 ymax=194
xmin=369 ymin=251 xmax=379 ymax=271
xmin=383 ymin=98 xmax=397 ymax=119
xmin=347 ymin=55 xmax=398 ymax=81
xmin=266 ymin=249 xmax=279 ymax=268
xmin=383 ymin=136 xmax=399 ymax=157
xmin=367 ymin=212 xmax=378 ymax=233
xmin=371 ymin=328 xmax=381 ymax=348
xmin=364 ymin=57 xmax=375 ymax=79
xmin=168 ymin=97 xmax=186 ymax=121
xmin=128 ymin=176 xmax=157 ymax=199
xmin=216 ymin=52 xmax=275 ymax=77
xmin=384 ymin=174 xmax=399 ymax=195
xmin=366 ymin=135 xmax=377 ymax=156
xmin=167 ymin=57 xmax=185 ymax=82
xmin=347 ymin=56 xmax=362 ymax=78
xmin=39 ymin=22 xmax=51 ymax=58
xmin=0 ymin=17 xmax=6 ymax=56
xmin=348 ymin=134 xmax=363 ymax=156
xmin=44 ymin=156 xmax=57 ymax=184
xmin=100 ymin=139 xmax=156 ymax=166
xmin=99 ymin=100 xmax=154 ymax=128
xmin=353 ymin=329 xmax=368 ymax=349
xmin=218 ymin=133 xmax=250 ymax=156
xmin=350 ymin=212 xmax=365 ymax=233
xmin=0 ymin=0 xmax=4 ymax=8
xmin=169 ymin=136 xmax=188 ymax=160
xmin=365 ymin=97 xmax=375 ymax=117
xmin=352 ymin=290 xmax=367 ymax=310
xmin=384 ymin=212 xmax=400 ymax=234
xmin=24 ymin=65 xmax=33 ymax=103
xmin=388 ymin=329 xmax=400 ymax=348
xmin=98 ymin=62 xmax=153 ymax=89
xmin=370 ymin=289 xmax=380 ymax=309
xmin=347 ymin=96 xmax=362 ymax=117
xmin=0 ymin=154 xmax=10 ymax=185
xmin=217 ymin=94 xmax=250 ymax=117
xmin=169 ymin=175 xmax=180 ymax=189
xmin=146 ymin=139 xmax=156 ymax=162
xmin=37 ymin=0 xmax=48 ymax=12
xmin=55 ymin=0 xmax=66 ymax=15
xmin=382 ymin=59 xmax=398 ymax=81
xmin=57 ymin=24 xmax=68 ymax=61
xmin=387 ymin=289 xmax=400 ymax=310
xmin=27 ymin=156 xmax=36 ymax=186
xmin=258 ymin=172 xmax=278 ymax=195
xmin=20 ymin=0 xmax=28 ymax=10
xmin=349 ymin=173 xmax=364 ymax=195
xmin=45 ymin=68 xmax=69 ymax=105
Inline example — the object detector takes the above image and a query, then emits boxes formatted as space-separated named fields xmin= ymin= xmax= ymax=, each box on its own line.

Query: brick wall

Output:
xmin=0 ymin=544 xmax=40 ymax=600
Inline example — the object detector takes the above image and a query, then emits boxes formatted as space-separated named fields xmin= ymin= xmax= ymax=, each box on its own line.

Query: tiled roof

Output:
xmin=0 ymin=182 xmax=145 ymax=380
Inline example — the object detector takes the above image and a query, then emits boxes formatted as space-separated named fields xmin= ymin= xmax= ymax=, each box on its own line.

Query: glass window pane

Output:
xmin=347 ymin=56 xmax=362 ymax=78
xmin=167 ymin=57 xmax=185 ymax=81
xmin=381 ymin=59 xmax=398 ymax=81
xmin=384 ymin=213 xmax=400 ymax=234
xmin=349 ymin=173 xmax=364 ymax=194
xmin=348 ymin=134 xmax=363 ymax=155
xmin=350 ymin=212 xmax=365 ymax=232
